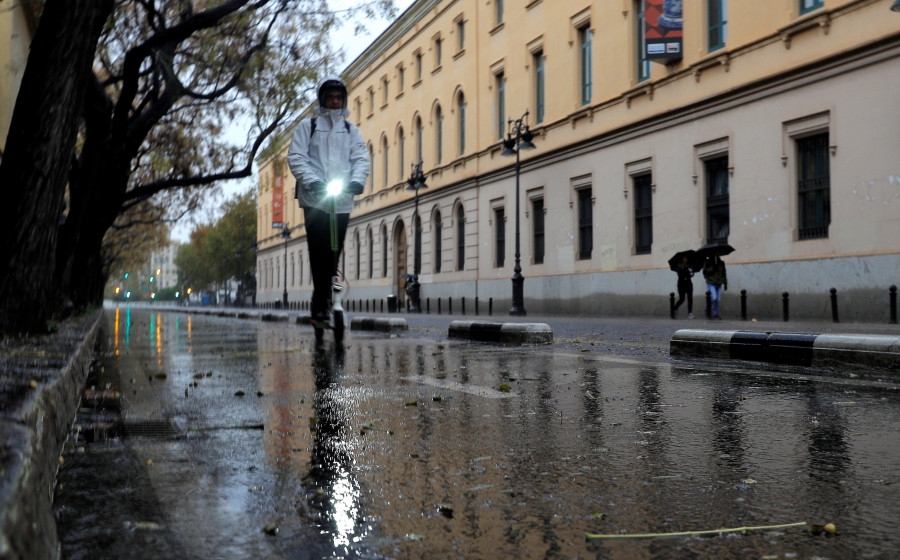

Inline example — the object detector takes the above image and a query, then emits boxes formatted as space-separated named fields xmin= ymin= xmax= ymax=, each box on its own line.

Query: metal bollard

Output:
xmin=740 ymin=289 xmax=748 ymax=320
xmin=705 ymin=291 xmax=712 ymax=319
xmin=782 ymin=292 xmax=790 ymax=322
xmin=380 ymin=299 xmax=384 ymax=313
xmin=462 ymin=297 xmax=466 ymax=316
xmin=891 ymin=285 xmax=897 ymax=324
xmin=427 ymin=298 xmax=430 ymax=314
xmin=475 ymin=297 xmax=479 ymax=316
xmin=438 ymin=298 xmax=442 ymax=315
xmin=489 ymin=297 xmax=493 ymax=316
xmin=830 ymin=288 xmax=839 ymax=323
xmin=669 ymin=292 xmax=676 ymax=319
xmin=449 ymin=297 xmax=453 ymax=315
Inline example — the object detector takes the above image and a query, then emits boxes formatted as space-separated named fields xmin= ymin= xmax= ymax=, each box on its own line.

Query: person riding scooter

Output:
xmin=287 ymin=75 xmax=371 ymax=326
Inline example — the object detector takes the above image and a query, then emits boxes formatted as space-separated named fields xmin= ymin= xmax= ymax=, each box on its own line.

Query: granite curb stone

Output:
xmin=0 ymin=310 xmax=103 ymax=560
xmin=350 ymin=317 xmax=408 ymax=332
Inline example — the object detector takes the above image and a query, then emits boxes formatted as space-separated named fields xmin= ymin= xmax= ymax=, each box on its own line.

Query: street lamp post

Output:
xmin=405 ymin=161 xmax=428 ymax=313
xmin=281 ymin=223 xmax=291 ymax=308
xmin=501 ymin=110 xmax=536 ymax=316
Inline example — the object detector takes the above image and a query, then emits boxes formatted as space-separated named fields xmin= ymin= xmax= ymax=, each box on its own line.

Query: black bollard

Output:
xmin=438 ymin=298 xmax=442 ymax=315
xmin=462 ymin=297 xmax=466 ymax=316
xmin=489 ymin=297 xmax=493 ymax=316
xmin=449 ymin=297 xmax=453 ymax=315
xmin=380 ymin=299 xmax=384 ymax=313
xmin=475 ymin=297 xmax=479 ymax=316
xmin=782 ymin=292 xmax=790 ymax=322
xmin=705 ymin=291 xmax=712 ymax=319
xmin=427 ymin=298 xmax=430 ymax=314
xmin=830 ymin=288 xmax=839 ymax=323
xmin=669 ymin=292 xmax=676 ymax=319
xmin=891 ymin=285 xmax=897 ymax=324
xmin=740 ymin=289 xmax=747 ymax=321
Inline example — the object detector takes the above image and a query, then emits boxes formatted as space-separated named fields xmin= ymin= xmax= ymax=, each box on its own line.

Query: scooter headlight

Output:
xmin=326 ymin=180 xmax=343 ymax=197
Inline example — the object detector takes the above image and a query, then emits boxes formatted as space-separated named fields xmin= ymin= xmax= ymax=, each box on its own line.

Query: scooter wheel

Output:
xmin=333 ymin=311 xmax=345 ymax=344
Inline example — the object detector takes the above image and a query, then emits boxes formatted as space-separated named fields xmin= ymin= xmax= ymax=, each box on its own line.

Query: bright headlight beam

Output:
xmin=326 ymin=180 xmax=343 ymax=197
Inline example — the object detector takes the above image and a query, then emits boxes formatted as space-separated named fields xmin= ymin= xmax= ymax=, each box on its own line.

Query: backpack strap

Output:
xmin=309 ymin=117 xmax=351 ymax=138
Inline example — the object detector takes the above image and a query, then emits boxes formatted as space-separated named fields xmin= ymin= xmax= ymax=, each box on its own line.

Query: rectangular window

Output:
xmin=636 ymin=0 xmax=650 ymax=82
xmin=457 ymin=20 xmax=465 ymax=51
xmin=415 ymin=52 xmax=423 ymax=81
xmin=496 ymin=0 xmax=504 ymax=24
xmin=382 ymin=78 xmax=389 ymax=105
xmin=368 ymin=89 xmax=374 ymax=114
xmin=634 ymin=174 xmax=653 ymax=254
xmin=579 ymin=27 xmax=592 ymax=105
xmin=398 ymin=66 xmax=404 ymax=92
xmin=532 ymin=198 xmax=545 ymax=265
xmin=708 ymin=0 xmax=727 ymax=52
xmin=577 ymin=189 xmax=593 ymax=260
xmin=435 ymin=37 xmax=442 ymax=67
xmin=800 ymin=0 xmax=824 ymax=15
xmin=496 ymin=73 xmax=506 ymax=140
xmin=495 ymin=207 xmax=506 ymax=268
xmin=534 ymin=53 xmax=545 ymax=124
xmin=797 ymin=133 xmax=831 ymax=239
xmin=705 ymin=156 xmax=730 ymax=244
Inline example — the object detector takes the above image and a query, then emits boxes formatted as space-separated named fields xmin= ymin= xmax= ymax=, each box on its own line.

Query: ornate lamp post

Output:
xmin=281 ymin=223 xmax=291 ymax=308
xmin=405 ymin=161 xmax=428 ymax=313
xmin=501 ymin=110 xmax=536 ymax=316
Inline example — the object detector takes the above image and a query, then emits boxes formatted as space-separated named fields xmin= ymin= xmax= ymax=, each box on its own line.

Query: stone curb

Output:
xmin=447 ymin=321 xmax=553 ymax=344
xmin=350 ymin=317 xmax=409 ymax=333
xmin=0 ymin=310 xmax=104 ymax=560
xmin=670 ymin=329 xmax=900 ymax=374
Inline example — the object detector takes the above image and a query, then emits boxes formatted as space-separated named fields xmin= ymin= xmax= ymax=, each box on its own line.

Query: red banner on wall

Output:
xmin=272 ymin=162 xmax=284 ymax=229
xmin=645 ymin=0 xmax=683 ymax=61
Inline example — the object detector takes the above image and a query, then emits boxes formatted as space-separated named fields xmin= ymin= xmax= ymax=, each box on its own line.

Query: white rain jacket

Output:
xmin=287 ymin=75 xmax=370 ymax=214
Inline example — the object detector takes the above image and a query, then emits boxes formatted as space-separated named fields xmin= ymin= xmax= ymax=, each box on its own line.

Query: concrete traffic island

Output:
xmin=350 ymin=316 xmax=408 ymax=333
xmin=448 ymin=320 xmax=553 ymax=344
xmin=670 ymin=329 xmax=900 ymax=374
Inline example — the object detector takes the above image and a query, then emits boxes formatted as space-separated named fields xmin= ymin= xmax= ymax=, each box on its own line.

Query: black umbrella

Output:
xmin=697 ymin=242 xmax=735 ymax=259
xmin=668 ymin=249 xmax=703 ymax=272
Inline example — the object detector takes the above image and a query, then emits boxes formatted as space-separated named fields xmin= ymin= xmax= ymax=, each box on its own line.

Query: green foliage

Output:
xmin=176 ymin=188 xmax=258 ymax=293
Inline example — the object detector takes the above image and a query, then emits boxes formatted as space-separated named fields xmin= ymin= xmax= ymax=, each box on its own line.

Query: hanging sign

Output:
xmin=645 ymin=0 xmax=683 ymax=61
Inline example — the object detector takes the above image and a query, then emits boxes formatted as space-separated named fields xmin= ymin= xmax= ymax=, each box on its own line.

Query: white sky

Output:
xmin=171 ymin=0 xmax=416 ymax=243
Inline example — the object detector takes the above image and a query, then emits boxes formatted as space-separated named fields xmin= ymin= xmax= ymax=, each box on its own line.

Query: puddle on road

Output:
xmin=55 ymin=310 xmax=900 ymax=560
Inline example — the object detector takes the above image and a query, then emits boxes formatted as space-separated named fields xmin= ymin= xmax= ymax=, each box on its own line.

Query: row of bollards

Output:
xmin=336 ymin=296 xmax=495 ymax=316
xmin=671 ymin=285 xmax=899 ymax=323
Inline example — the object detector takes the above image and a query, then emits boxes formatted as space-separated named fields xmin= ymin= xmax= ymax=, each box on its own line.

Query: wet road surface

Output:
xmin=54 ymin=308 xmax=900 ymax=559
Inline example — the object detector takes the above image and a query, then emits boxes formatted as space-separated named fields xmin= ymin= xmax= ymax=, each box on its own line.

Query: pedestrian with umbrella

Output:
xmin=698 ymin=243 xmax=734 ymax=319
xmin=668 ymin=250 xmax=701 ymax=318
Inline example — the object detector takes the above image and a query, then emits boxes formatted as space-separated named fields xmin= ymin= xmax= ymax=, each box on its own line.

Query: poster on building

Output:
xmin=645 ymin=0 xmax=683 ymax=61
xmin=272 ymin=162 xmax=284 ymax=229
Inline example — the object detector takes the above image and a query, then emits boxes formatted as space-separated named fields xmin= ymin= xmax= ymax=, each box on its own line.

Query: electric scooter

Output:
xmin=313 ymin=180 xmax=347 ymax=345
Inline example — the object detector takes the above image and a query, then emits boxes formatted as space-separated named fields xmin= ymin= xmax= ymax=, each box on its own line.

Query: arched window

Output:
xmin=433 ymin=210 xmax=443 ymax=273
xmin=367 ymin=143 xmax=374 ymax=191
xmin=368 ymin=229 xmax=374 ymax=279
xmin=435 ymin=106 xmax=443 ymax=165
xmin=457 ymin=92 xmax=466 ymax=156
xmin=381 ymin=225 xmax=389 ymax=278
xmin=456 ymin=204 xmax=465 ymax=271
xmin=355 ymin=230 xmax=361 ymax=280
xmin=398 ymin=126 xmax=405 ymax=180
xmin=382 ymin=137 xmax=389 ymax=188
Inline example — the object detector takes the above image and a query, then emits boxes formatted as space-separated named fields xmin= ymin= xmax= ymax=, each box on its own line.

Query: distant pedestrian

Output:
xmin=672 ymin=255 xmax=694 ymax=318
xmin=703 ymin=252 xmax=727 ymax=319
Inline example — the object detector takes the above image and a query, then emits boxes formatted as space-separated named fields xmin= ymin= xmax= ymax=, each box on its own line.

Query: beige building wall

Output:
xmin=256 ymin=0 xmax=900 ymax=321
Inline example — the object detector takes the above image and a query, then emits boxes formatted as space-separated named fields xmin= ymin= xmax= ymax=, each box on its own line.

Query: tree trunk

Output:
xmin=0 ymin=0 xmax=114 ymax=334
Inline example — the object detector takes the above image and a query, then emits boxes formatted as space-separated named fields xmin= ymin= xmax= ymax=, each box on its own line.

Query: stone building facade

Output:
xmin=255 ymin=0 xmax=900 ymax=321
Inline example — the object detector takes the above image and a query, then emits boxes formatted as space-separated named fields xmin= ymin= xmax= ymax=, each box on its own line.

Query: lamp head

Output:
xmin=326 ymin=179 xmax=343 ymax=197
xmin=519 ymin=128 xmax=536 ymax=150
xmin=501 ymin=135 xmax=517 ymax=157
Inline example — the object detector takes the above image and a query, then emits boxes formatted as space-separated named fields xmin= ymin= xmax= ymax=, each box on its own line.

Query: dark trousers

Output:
xmin=674 ymin=279 xmax=693 ymax=314
xmin=303 ymin=207 xmax=349 ymax=315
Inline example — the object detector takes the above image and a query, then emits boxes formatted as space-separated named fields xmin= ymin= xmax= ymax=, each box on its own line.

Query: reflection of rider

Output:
xmin=303 ymin=345 xmax=364 ymax=554
xmin=287 ymin=76 xmax=370 ymax=325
